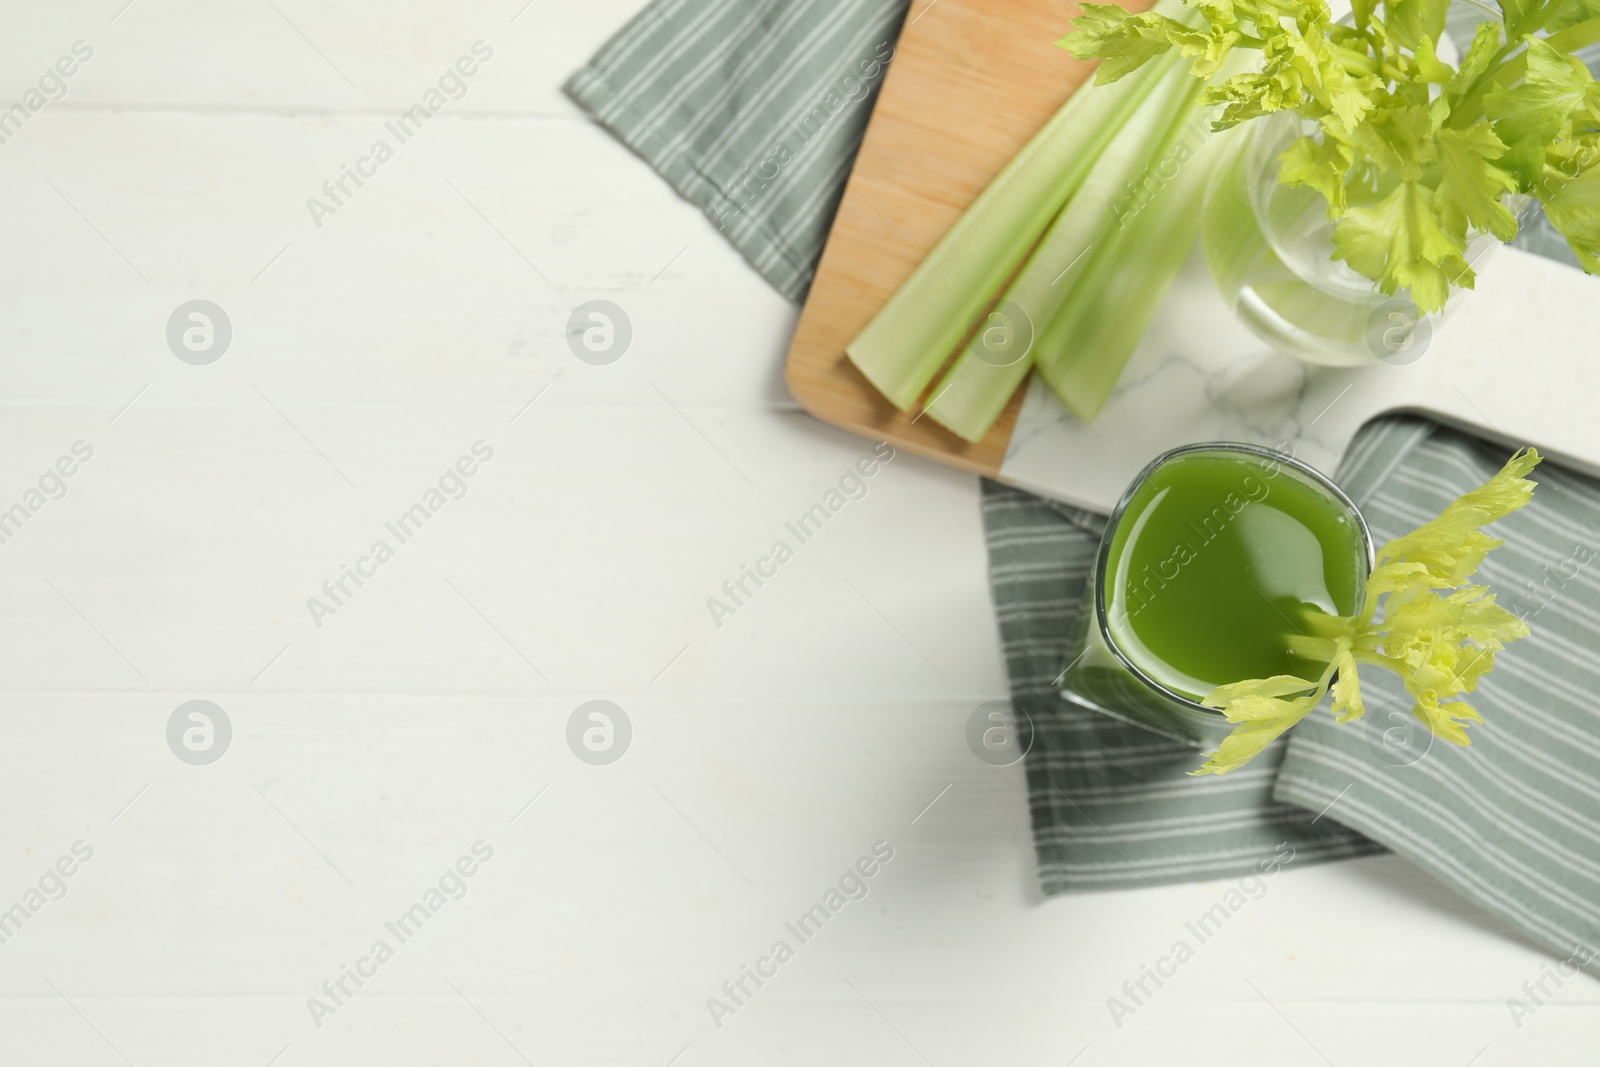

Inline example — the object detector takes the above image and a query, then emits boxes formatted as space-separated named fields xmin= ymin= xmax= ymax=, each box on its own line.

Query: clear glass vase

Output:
xmin=1201 ymin=110 xmax=1508 ymax=367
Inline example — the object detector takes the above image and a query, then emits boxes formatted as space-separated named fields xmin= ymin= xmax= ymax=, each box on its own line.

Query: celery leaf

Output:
xmin=1546 ymin=0 xmax=1600 ymax=33
xmin=1541 ymin=165 xmax=1600 ymax=271
xmin=1061 ymin=5 xmax=1189 ymax=83
xmin=1436 ymin=124 xmax=1521 ymax=241
xmin=1280 ymin=131 xmax=1356 ymax=214
xmin=1332 ymin=180 xmax=1467 ymax=311
xmin=1193 ymin=680 xmax=1326 ymax=775
xmin=1485 ymin=37 xmax=1592 ymax=189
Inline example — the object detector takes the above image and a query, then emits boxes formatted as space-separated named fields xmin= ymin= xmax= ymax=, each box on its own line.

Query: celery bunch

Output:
xmin=846 ymin=0 xmax=1228 ymax=437
xmin=1065 ymin=0 xmax=1600 ymax=311
xmin=1195 ymin=448 xmax=1541 ymax=775
xmin=922 ymin=50 xmax=1209 ymax=438
xmin=1032 ymin=114 xmax=1235 ymax=418
xmin=846 ymin=31 xmax=1184 ymax=411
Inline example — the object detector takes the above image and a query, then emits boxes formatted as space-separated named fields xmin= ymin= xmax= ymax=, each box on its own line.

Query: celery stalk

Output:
xmin=1034 ymin=124 xmax=1239 ymax=419
xmin=844 ymin=0 xmax=1191 ymax=411
xmin=922 ymin=56 xmax=1202 ymax=441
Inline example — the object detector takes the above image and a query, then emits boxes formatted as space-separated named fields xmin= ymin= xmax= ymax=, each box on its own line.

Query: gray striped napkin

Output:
xmin=1277 ymin=422 xmax=1600 ymax=978
xmin=571 ymin=0 xmax=1600 ymax=975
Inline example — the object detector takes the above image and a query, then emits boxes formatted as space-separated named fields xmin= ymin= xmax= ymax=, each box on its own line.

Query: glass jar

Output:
xmin=1201 ymin=110 xmax=1512 ymax=367
xmin=1198 ymin=0 xmax=1534 ymax=367
xmin=1058 ymin=443 xmax=1374 ymax=750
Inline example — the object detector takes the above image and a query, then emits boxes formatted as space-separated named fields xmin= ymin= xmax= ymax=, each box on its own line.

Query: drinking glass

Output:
xmin=1059 ymin=443 xmax=1374 ymax=749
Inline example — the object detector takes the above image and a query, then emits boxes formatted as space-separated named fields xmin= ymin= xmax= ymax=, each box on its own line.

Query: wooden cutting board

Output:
xmin=784 ymin=0 xmax=1600 ymax=512
xmin=782 ymin=0 xmax=1103 ymax=477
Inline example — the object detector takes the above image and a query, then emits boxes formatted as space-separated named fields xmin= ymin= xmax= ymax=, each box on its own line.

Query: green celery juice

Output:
xmin=1103 ymin=450 xmax=1367 ymax=701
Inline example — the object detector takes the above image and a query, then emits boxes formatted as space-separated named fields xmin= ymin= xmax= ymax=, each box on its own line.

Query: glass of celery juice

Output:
xmin=1060 ymin=444 xmax=1373 ymax=749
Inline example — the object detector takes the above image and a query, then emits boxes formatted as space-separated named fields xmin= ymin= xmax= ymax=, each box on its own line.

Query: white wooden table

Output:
xmin=0 ymin=2 xmax=1593 ymax=1064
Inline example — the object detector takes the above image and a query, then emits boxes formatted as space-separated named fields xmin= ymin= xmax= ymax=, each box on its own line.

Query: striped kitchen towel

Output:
xmin=1276 ymin=420 xmax=1600 ymax=978
xmin=572 ymin=0 xmax=1600 ymax=974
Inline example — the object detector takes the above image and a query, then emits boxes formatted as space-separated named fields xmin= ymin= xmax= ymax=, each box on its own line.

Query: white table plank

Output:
xmin=0 ymin=112 xmax=793 ymax=409
xmin=0 ymin=0 xmax=649 ymax=117
xmin=0 ymin=697 xmax=1594 ymax=1064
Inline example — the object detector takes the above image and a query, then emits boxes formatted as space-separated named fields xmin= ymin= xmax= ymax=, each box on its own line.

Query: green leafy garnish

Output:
xmin=1062 ymin=0 xmax=1600 ymax=311
xmin=1193 ymin=448 xmax=1541 ymax=775
xmin=1541 ymin=164 xmax=1600 ymax=267
xmin=1484 ymin=37 xmax=1592 ymax=188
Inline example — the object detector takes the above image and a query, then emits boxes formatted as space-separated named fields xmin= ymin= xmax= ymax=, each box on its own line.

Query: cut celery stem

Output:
xmin=923 ymin=57 xmax=1203 ymax=442
xmin=1035 ymin=124 xmax=1240 ymax=419
xmin=844 ymin=0 xmax=1192 ymax=412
